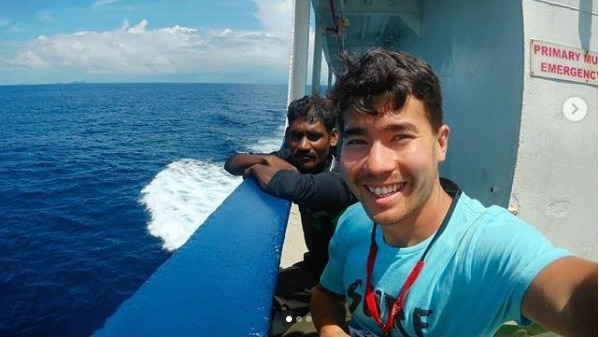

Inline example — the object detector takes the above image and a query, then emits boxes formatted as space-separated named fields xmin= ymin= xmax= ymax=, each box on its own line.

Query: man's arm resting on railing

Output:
xmin=225 ymin=153 xmax=296 ymax=176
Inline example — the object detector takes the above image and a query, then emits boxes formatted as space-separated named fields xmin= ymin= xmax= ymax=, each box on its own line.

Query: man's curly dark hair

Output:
xmin=329 ymin=48 xmax=443 ymax=131
xmin=287 ymin=94 xmax=337 ymax=132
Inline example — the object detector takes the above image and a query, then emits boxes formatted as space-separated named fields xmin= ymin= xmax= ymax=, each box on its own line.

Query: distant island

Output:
xmin=51 ymin=80 xmax=88 ymax=85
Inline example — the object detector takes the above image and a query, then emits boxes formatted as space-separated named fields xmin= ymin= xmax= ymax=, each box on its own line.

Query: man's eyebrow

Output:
xmin=342 ymin=126 xmax=365 ymax=137
xmin=385 ymin=123 xmax=419 ymax=133
xmin=343 ymin=123 xmax=419 ymax=137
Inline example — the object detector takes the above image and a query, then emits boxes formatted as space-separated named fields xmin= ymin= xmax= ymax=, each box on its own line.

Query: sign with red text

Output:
xmin=530 ymin=39 xmax=597 ymax=86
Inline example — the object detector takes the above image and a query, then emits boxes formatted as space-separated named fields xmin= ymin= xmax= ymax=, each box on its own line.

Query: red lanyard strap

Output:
xmin=364 ymin=185 xmax=460 ymax=335
xmin=364 ymin=224 xmax=439 ymax=335
xmin=364 ymin=228 xmax=381 ymax=326
xmin=365 ymin=225 xmax=426 ymax=334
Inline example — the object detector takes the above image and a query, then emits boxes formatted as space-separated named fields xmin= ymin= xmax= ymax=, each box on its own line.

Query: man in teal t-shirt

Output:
xmin=311 ymin=49 xmax=597 ymax=337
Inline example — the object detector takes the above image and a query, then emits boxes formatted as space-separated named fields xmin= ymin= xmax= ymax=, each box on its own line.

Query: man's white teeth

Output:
xmin=368 ymin=184 xmax=402 ymax=196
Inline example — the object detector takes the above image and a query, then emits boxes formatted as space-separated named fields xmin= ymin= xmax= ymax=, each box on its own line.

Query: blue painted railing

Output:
xmin=95 ymin=179 xmax=291 ymax=336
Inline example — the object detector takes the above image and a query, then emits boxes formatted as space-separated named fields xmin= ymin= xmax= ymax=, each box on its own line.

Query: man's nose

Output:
xmin=364 ymin=142 xmax=395 ymax=173
xmin=298 ymin=136 xmax=310 ymax=149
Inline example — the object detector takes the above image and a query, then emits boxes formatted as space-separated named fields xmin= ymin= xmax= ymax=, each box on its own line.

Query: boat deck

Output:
xmin=280 ymin=204 xmax=307 ymax=268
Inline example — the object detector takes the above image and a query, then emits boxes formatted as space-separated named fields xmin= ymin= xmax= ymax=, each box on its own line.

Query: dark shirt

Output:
xmin=266 ymin=149 xmax=357 ymax=274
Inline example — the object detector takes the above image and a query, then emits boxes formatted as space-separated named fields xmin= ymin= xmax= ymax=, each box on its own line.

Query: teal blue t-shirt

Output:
xmin=320 ymin=184 xmax=569 ymax=337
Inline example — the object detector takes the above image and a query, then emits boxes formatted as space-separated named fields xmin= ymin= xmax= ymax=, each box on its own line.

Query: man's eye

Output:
xmin=393 ymin=134 xmax=413 ymax=143
xmin=343 ymin=138 xmax=367 ymax=147
xmin=307 ymin=133 xmax=322 ymax=141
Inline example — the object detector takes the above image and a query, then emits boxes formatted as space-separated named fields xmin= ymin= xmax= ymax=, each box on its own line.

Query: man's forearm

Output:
xmin=224 ymin=153 xmax=266 ymax=175
xmin=266 ymin=170 xmax=355 ymax=208
xmin=311 ymin=286 xmax=349 ymax=337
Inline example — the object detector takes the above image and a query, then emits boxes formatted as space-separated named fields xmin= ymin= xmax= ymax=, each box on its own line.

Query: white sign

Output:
xmin=530 ymin=39 xmax=597 ymax=86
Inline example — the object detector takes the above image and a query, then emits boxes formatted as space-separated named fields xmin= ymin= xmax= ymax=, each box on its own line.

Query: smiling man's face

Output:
xmin=340 ymin=95 xmax=449 ymax=228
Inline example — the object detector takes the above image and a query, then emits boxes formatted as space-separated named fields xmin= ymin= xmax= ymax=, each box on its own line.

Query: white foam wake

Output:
xmin=140 ymin=158 xmax=242 ymax=251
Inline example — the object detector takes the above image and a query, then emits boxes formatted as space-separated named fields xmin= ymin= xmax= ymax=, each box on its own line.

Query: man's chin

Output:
xmin=364 ymin=206 xmax=399 ymax=226
xmin=295 ymin=158 xmax=315 ymax=168
xmin=299 ymin=164 xmax=316 ymax=172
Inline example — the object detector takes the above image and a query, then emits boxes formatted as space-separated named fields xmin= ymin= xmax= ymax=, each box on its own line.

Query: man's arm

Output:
xmin=311 ymin=286 xmax=350 ymax=337
xmin=224 ymin=153 xmax=267 ymax=175
xmin=243 ymin=162 xmax=296 ymax=189
xmin=266 ymin=170 xmax=356 ymax=210
xmin=522 ymin=256 xmax=597 ymax=337
xmin=224 ymin=153 xmax=296 ymax=176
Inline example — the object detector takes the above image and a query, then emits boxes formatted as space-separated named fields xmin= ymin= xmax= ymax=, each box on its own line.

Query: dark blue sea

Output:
xmin=0 ymin=83 xmax=288 ymax=336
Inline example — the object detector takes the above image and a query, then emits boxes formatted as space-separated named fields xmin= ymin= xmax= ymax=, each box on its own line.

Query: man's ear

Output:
xmin=329 ymin=128 xmax=339 ymax=147
xmin=436 ymin=124 xmax=450 ymax=162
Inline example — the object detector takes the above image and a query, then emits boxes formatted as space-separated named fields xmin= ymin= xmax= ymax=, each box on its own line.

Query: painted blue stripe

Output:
xmin=95 ymin=179 xmax=291 ymax=336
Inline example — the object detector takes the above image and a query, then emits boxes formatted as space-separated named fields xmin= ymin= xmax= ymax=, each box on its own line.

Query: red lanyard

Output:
xmin=364 ymin=222 xmax=446 ymax=336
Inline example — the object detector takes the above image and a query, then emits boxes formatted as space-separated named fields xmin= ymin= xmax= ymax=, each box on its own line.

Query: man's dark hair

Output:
xmin=287 ymin=95 xmax=337 ymax=132
xmin=329 ymin=48 xmax=443 ymax=131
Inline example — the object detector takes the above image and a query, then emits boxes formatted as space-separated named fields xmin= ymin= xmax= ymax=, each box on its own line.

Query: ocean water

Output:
xmin=0 ymin=83 xmax=287 ymax=336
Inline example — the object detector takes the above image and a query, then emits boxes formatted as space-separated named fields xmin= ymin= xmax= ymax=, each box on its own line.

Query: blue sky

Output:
xmin=0 ymin=0 xmax=313 ymax=85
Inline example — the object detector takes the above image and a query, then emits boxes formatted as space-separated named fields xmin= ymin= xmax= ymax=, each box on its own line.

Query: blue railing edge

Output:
xmin=94 ymin=179 xmax=291 ymax=336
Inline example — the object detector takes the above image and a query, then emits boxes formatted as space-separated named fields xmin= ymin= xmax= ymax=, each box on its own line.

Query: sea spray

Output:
xmin=139 ymin=158 xmax=242 ymax=251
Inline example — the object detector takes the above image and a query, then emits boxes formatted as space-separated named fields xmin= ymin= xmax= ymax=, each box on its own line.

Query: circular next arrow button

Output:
xmin=562 ymin=96 xmax=587 ymax=122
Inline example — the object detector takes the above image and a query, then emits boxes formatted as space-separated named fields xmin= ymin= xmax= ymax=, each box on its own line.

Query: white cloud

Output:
xmin=93 ymin=0 xmax=120 ymax=9
xmin=253 ymin=0 xmax=293 ymax=32
xmin=3 ymin=17 xmax=291 ymax=82
xmin=123 ymin=19 xmax=148 ymax=34
xmin=13 ymin=50 xmax=48 ymax=69
xmin=0 ymin=0 xmax=325 ymax=84
xmin=252 ymin=0 xmax=329 ymax=85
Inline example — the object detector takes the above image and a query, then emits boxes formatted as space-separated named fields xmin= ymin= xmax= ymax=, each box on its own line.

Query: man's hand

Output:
xmin=224 ymin=153 xmax=297 ymax=176
xmin=242 ymin=163 xmax=295 ymax=190
xmin=236 ymin=155 xmax=298 ymax=190
xmin=259 ymin=155 xmax=298 ymax=172
xmin=319 ymin=325 xmax=350 ymax=337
